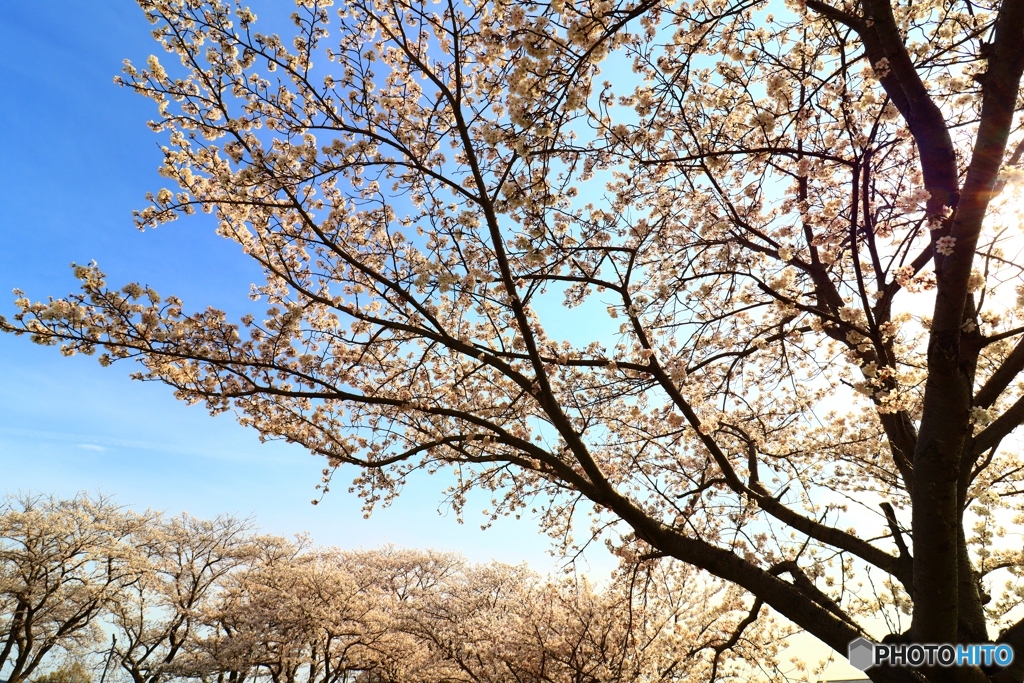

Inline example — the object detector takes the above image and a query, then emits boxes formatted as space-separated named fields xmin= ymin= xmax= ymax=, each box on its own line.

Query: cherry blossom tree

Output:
xmin=0 ymin=495 xmax=738 ymax=683
xmin=0 ymin=494 xmax=149 ymax=683
xmin=192 ymin=541 xmax=391 ymax=683
xmin=196 ymin=545 xmax=739 ymax=683
xmin=396 ymin=559 xmax=784 ymax=683
xmin=106 ymin=514 xmax=255 ymax=683
xmin=5 ymin=0 xmax=1024 ymax=679
xmin=31 ymin=661 xmax=94 ymax=683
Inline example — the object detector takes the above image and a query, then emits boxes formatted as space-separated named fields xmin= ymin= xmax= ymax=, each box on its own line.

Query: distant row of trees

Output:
xmin=0 ymin=493 xmax=787 ymax=683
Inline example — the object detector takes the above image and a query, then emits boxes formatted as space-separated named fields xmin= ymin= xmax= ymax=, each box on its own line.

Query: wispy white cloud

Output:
xmin=0 ymin=426 xmax=293 ymax=464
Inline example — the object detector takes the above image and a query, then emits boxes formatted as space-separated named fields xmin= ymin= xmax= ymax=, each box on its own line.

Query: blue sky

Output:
xmin=0 ymin=1 xmax=616 ymax=577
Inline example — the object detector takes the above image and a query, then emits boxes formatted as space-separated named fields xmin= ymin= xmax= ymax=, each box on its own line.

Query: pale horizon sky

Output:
xmin=0 ymin=1 xmax=616 ymax=579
